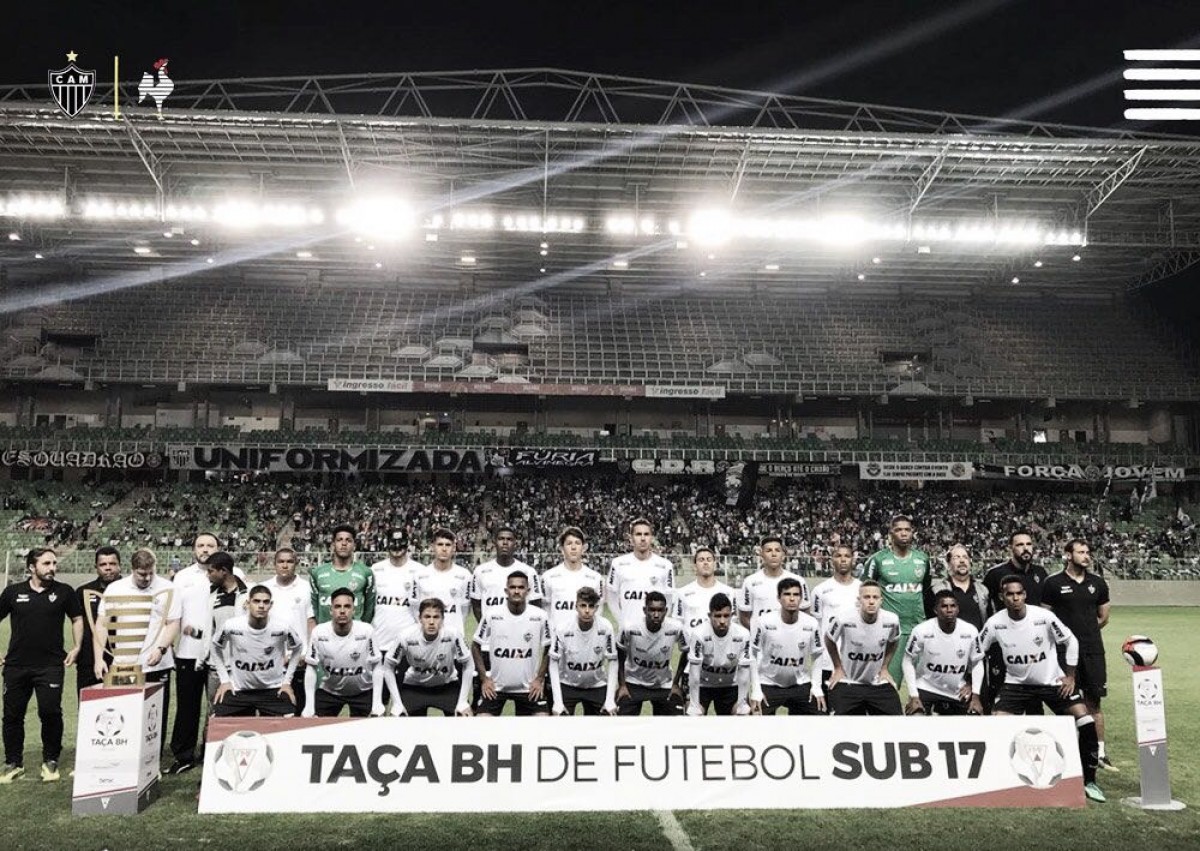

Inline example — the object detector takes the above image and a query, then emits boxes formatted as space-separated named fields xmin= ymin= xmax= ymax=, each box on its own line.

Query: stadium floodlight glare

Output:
xmin=133 ymin=246 xmax=152 ymax=255
xmin=425 ymin=233 xmax=438 ymax=242
xmin=0 ymin=194 xmax=66 ymax=220
xmin=1072 ymin=254 xmax=1082 ymax=262
xmin=612 ymin=259 xmax=629 ymax=269
xmin=764 ymin=263 xmax=780 ymax=271
xmin=857 ymin=273 xmax=866 ymax=281
xmin=296 ymin=251 xmax=313 ymax=259
xmin=7 ymin=232 xmax=19 ymax=241
xmin=687 ymin=209 xmax=734 ymax=246
xmin=212 ymin=200 xmax=315 ymax=229
xmin=335 ymin=198 xmax=416 ymax=241
xmin=872 ymin=257 xmax=881 ymax=264
xmin=1011 ymin=276 xmax=1020 ymax=284
xmin=190 ymin=238 xmax=200 ymax=246
xmin=34 ymin=253 xmax=43 ymax=259
xmin=460 ymin=254 xmax=476 ymax=265
xmin=1034 ymin=260 xmax=1043 ymax=267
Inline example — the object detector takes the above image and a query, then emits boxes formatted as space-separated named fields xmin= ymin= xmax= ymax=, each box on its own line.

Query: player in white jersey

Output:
xmin=370 ymin=530 xmax=423 ymax=655
xmin=302 ymin=589 xmax=381 ymax=718
xmin=809 ymin=543 xmax=861 ymax=692
xmin=749 ymin=577 xmax=825 ymax=715
xmin=261 ymin=548 xmax=312 ymax=714
xmin=378 ymin=598 xmax=474 ymax=717
xmin=686 ymin=593 xmax=752 ymax=716
xmin=210 ymin=585 xmax=304 ymax=717
xmin=549 ymin=586 xmax=618 ymax=715
xmin=471 ymin=526 xmax=542 ymax=623
xmin=902 ymin=590 xmax=983 ymax=716
xmin=674 ymin=547 xmax=736 ymax=643
xmin=410 ymin=528 xmax=473 ymax=635
xmin=739 ymin=536 xmax=808 ymax=634
xmin=616 ymin=590 xmax=687 ymax=716
xmin=825 ymin=580 xmax=903 ymax=716
xmin=607 ymin=517 xmax=675 ymax=630
xmin=976 ymin=575 xmax=1104 ymax=801
xmin=541 ymin=527 xmax=604 ymax=635
xmin=472 ymin=571 xmax=551 ymax=716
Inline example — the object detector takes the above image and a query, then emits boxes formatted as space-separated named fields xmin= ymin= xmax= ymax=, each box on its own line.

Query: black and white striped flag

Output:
xmin=1124 ymin=50 xmax=1200 ymax=120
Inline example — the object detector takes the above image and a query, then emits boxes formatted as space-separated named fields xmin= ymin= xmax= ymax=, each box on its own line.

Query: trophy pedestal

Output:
xmin=72 ymin=683 xmax=165 ymax=816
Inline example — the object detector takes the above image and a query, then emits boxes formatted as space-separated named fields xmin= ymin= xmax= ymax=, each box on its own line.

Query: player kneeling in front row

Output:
xmin=616 ymin=591 xmax=687 ymax=715
xmin=687 ymin=593 xmax=752 ymax=716
xmin=902 ymin=590 xmax=984 ymax=716
xmin=473 ymin=572 xmax=551 ymax=716
xmin=750 ymin=578 xmax=826 ymax=715
xmin=210 ymin=585 xmax=304 ymax=717
xmin=377 ymin=598 xmax=473 ymax=717
xmin=550 ymin=587 xmax=618 ymax=715
xmin=824 ymin=580 xmax=903 ymax=716
xmin=302 ymin=588 xmax=381 ymax=718
xmin=976 ymin=576 xmax=1105 ymax=802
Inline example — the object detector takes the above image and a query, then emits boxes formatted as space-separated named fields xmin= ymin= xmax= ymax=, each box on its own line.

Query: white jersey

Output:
xmin=471 ymin=558 xmax=542 ymax=621
xmin=551 ymin=619 xmax=617 ymax=689
xmin=260 ymin=576 xmax=312 ymax=648
xmin=826 ymin=609 xmax=901 ymax=686
xmin=607 ymin=552 xmax=675 ymax=629
xmin=739 ymin=569 xmax=809 ymax=633
xmin=389 ymin=624 xmax=472 ymax=688
xmin=305 ymin=621 xmax=380 ymax=696
xmin=617 ymin=618 xmax=686 ymax=689
xmin=172 ymin=562 xmax=245 ymax=659
xmin=371 ymin=558 xmax=423 ymax=652
xmin=751 ymin=610 xmax=824 ymax=688
xmin=976 ymin=608 xmax=1078 ymax=686
xmin=541 ymin=562 xmax=604 ymax=634
xmin=474 ymin=605 xmax=550 ymax=693
xmin=688 ymin=621 xmax=752 ymax=689
xmin=98 ymin=575 xmax=183 ymax=674
xmin=809 ymin=576 xmax=861 ymax=673
xmin=674 ymin=579 xmax=737 ymax=641
xmin=904 ymin=618 xmax=982 ymax=699
xmin=410 ymin=563 xmax=473 ymax=635
xmin=212 ymin=615 xmax=303 ymax=691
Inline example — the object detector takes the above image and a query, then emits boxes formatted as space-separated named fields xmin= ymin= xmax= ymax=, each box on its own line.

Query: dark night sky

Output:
xmin=5 ymin=1 xmax=1200 ymax=322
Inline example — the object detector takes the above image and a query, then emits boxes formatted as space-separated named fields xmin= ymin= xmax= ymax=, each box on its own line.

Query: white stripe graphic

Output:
xmin=655 ymin=810 xmax=697 ymax=851
xmin=1125 ymin=49 xmax=1200 ymax=61
xmin=1124 ymin=108 xmax=1200 ymax=120
xmin=1124 ymin=89 xmax=1200 ymax=100
xmin=1125 ymin=68 xmax=1200 ymax=81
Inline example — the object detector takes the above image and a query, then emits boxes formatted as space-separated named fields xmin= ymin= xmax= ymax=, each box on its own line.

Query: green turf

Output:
xmin=0 ymin=608 xmax=1194 ymax=851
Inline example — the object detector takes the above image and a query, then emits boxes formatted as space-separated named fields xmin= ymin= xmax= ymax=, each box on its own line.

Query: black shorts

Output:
xmin=560 ymin=684 xmax=607 ymax=716
xmin=401 ymin=682 xmax=461 ymax=717
xmin=827 ymin=682 xmax=902 ymax=716
xmin=477 ymin=690 xmax=550 ymax=716
xmin=1075 ymin=652 xmax=1107 ymax=703
xmin=761 ymin=684 xmax=821 ymax=716
xmin=698 ymin=686 xmax=739 ymax=716
xmin=916 ymin=688 xmax=969 ymax=716
xmin=618 ymin=683 xmax=678 ymax=716
xmin=314 ymin=688 xmax=373 ymax=718
xmin=213 ymin=687 xmax=297 ymax=717
xmin=994 ymin=683 xmax=1084 ymax=715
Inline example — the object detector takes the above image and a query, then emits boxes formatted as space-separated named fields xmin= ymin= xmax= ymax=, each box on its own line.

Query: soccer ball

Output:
xmin=1121 ymin=635 xmax=1159 ymax=667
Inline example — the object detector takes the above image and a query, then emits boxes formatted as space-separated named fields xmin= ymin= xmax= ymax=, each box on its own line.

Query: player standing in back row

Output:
xmin=607 ymin=518 xmax=675 ymax=630
xmin=739 ymin=536 xmax=808 ymax=634
xmin=862 ymin=515 xmax=931 ymax=686
xmin=309 ymin=525 xmax=376 ymax=628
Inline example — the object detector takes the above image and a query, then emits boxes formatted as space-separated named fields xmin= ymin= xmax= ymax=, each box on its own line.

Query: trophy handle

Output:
xmin=147 ymin=587 xmax=175 ymax=651
xmin=81 ymin=588 xmax=103 ymax=643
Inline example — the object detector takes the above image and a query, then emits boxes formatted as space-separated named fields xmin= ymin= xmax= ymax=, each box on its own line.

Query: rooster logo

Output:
xmin=138 ymin=57 xmax=173 ymax=117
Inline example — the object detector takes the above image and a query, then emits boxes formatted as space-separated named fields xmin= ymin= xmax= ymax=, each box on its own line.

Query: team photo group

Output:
xmin=1 ymin=512 xmax=1112 ymax=803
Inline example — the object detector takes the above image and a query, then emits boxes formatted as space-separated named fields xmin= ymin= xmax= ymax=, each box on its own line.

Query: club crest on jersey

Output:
xmin=49 ymin=593 xmax=57 ymax=602
xmin=650 ymin=576 xmax=659 ymax=585
xmin=1033 ymin=637 xmax=1044 ymax=647
xmin=263 ymin=645 xmax=274 ymax=657
xmin=350 ymin=651 xmax=361 ymax=661
xmin=956 ymin=649 xmax=966 ymax=658
xmin=726 ymin=653 xmax=737 ymax=661
xmin=523 ymin=632 xmax=533 ymax=641
xmin=1087 ymin=585 xmax=1095 ymax=594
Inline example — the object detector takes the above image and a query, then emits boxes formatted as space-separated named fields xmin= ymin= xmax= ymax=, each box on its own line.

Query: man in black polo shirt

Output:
xmin=0 ymin=548 xmax=84 ymax=783
xmin=1043 ymin=538 xmax=1115 ymax=773
xmin=75 ymin=546 xmax=123 ymax=694
xmin=981 ymin=530 xmax=1048 ymax=712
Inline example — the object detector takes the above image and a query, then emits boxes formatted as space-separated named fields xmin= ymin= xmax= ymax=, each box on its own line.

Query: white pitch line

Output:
xmin=655 ymin=810 xmax=697 ymax=851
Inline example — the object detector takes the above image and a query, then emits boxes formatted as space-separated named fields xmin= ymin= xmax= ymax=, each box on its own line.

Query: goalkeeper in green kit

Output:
xmin=861 ymin=514 xmax=931 ymax=687
xmin=308 ymin=524 xmax=376 ymax=629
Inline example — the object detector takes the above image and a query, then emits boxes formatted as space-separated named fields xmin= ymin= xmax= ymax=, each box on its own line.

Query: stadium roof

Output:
xmin=2 ymin=68 xmax=1200 ymax=299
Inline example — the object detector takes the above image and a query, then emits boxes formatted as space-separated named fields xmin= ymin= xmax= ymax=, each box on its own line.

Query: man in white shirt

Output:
xmin=903 ymin=590 xmax=984 ymax=716
xmin=616 ymin=591 xmax=687 ymax=716
xmin=810 ymin=543 xmax=861 ymax=696
xmin=750 ymin=577 xmax=825 ymax=715
xmin=377 ymin=598 xmax=473 ymax=717
xmin=302 ymin=589 xmax=381 ymax=718
xmin=739 ymin=536 xmax=809 ymax=633
xmin=410 ymin=528 xmax=473 ymax=635
xmin=549 ymin=586 xmax=618 ymax=716
xmin=261 ymin=547 xmax=312 ymax=713
xmin=210 ymin=585 xmax=303 ymax=717
xmin=607 ymin=518 xmax=675 ymax=630
xmin=370 ymin=530 xmax=422 ymax=658
xmin=471 ymin=526 xmax=542 ymax=624
xmin=674 ymin=547 xmax=735 ymax=644
xmin=824 ymin=580 xmax=902 ymax=716
xmin=472 ymin=572 xmax=550 ymax=717
xmin=541 ymin=527 xmax=604 ymax=636
xmin=686 ymin=593 xmax=751 ymax=716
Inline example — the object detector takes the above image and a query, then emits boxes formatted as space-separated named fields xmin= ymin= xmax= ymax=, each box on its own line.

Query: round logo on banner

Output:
xmin=1009 ymin=728 xmax=1066 ymax=789
xmin=214 ymin=730 xmax=275 ymax=793
xmin=94 ymin=707 xmax=124 ymax=738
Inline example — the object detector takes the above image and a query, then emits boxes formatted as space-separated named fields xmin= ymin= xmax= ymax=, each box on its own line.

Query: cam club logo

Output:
xmin=1009 ymin=728 xmax=1066 ymax=789
xmin=213 ymin=730 xmax=274 ymax=793
xmin=48 ymin=51 xmax=95 ymax=118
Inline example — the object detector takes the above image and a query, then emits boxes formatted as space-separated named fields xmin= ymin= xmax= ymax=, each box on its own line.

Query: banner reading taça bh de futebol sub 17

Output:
xmin=199 ymin=716 xmax=1083 ymax=813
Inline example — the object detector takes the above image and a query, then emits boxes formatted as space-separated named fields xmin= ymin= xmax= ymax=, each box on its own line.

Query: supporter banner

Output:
xmin=977 ymin=463 xmax=1186 ymax=482
xmin=761 ymin=462 xmax=841 ymax=477
xmin=858 ymin=461 xmax=974 ymax=481
xmin=327 ymin=378 xmax=414 ymax=393
xmin=167 ymin=445 xmax=485 ymax=474
xmin=644 ymin=385 xmax=727 ymax=400
xmin=1 ymin=448 xmax=164 ymax=469
xmin=628 ymin=458 xmax=721 ymax=475
xmin=490 ymin=449 xmax=598 ymax=468
xmin=199 ymin=716 xmax=1083 ymax=813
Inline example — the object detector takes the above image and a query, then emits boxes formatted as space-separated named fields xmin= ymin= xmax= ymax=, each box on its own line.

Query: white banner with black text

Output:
xmin=199 ymin=715 xmax=1082 ymax=813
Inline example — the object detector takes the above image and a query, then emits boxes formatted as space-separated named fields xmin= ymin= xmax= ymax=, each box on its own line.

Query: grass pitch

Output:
xmin=0 ymin=606 xmax=1194 ymax=851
